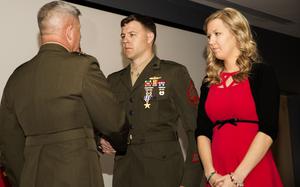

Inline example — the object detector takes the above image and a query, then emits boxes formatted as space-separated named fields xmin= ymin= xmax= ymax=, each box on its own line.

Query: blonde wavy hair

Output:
xmin=203 ymin=7 xmax=259 ymax=85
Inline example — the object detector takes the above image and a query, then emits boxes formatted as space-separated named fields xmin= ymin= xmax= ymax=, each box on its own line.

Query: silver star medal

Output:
xmin=144 ymin=80 xmax=153 ymax=109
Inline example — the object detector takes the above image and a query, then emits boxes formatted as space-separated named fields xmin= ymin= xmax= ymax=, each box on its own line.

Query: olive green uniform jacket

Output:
xmin=108 ymin=56 xmax=203 ymax=187
xmin=0 ymin=44 xmax=125 ymax=187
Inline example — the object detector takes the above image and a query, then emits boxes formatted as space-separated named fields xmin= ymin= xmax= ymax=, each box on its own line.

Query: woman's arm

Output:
xmin=230 ymin=63 xmax=279 ymax=183
xmin=233 ymin=132 xmax=273 ymax=182
xmin=197 ymin=135 xmax=224 ymax=186
xmin=197 ymin=136 xmax=215 ymax=177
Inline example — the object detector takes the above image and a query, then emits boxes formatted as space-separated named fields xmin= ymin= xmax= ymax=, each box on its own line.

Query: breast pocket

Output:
xmin=149 ymin=95 xmax=177 ymax=123
xmin=114 ymin=93 xmax=128 ymax=107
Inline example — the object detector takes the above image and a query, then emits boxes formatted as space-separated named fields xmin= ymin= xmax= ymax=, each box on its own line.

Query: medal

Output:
xmin=144 ymin=80 xmax=153 ymax=109
xmin=149 ymin=76 xmax=162 ymax=80
xmin=144 ymin=102 xmax=151 ymax=109
xmin=158 ymin=80 xmax=166 ymax=96
xmin=143 ymin=76 xmax=167 ymax=109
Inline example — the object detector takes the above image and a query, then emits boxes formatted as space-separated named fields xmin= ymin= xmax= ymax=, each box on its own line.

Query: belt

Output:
xmin=23 ymin=127 xmax=95 ymax=186
xmin=215 ymin=118 xmax=259 ymax=129
xmin=25 ymin=127 xmax=94 ymax=146
xmin=127 ymin=132 xmax=178 ymax=145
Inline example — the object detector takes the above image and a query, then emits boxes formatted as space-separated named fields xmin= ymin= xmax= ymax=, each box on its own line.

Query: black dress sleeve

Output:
xmin=195 ymin=81 xmax=214 ymax=140
xmin=250 ymin=63 xmax=280 ymax=140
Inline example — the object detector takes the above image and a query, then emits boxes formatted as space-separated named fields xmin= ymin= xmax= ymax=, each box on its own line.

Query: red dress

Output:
xmin=205 ymin=72 xmax=283 ymax=187
xmin=0 ymin=168 xmax=9 ymax=187
xmin=0 ymin=174 xmax=5 ymax=187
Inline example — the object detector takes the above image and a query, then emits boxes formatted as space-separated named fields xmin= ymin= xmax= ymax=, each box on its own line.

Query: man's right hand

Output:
xmin=99 ymin=138 xmax=116 ymax=155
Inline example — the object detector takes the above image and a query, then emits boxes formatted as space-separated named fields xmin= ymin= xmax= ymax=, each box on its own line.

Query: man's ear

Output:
xmin=66 ymin=24 xmax=73 ymax=43
xmin=147 ymin=32 xmax=154 ymax=44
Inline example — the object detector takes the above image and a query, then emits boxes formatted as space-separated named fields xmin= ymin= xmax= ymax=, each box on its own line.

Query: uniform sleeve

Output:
xmin=256 ymin=64 xmax=279 ymax=140
xmin=81 ymin=59 xmax=125 ymax=137
xmin=0 ymin=84 xmax=25 ymax=187
xmin=171 ymin=66 xmax=203 ymax=187
xmin=195 ymin=82 xmax=214 ymax=140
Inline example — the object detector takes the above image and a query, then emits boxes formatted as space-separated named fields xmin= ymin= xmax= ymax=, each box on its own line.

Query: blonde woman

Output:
xmin=195 ymin=8 xmax=283 ymax=187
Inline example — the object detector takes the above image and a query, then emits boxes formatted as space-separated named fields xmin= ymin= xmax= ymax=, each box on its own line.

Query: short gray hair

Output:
xmin=38 ymin=1 xmax=81 ymax=35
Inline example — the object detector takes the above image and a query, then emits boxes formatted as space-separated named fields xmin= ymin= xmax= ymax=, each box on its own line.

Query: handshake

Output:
xmin=96 ymin=122 xmax=130 ymax=155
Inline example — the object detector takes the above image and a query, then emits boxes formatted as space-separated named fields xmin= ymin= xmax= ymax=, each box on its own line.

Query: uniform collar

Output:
xmin=39 ymin=43 xmax=69 ymax=53
xmin=151 ymin=55 xmax=161 ymax=70
xmin=131 ymin=55 xmax=160 ymax=91
xmin=120 ymin=55 xmax=161 ymax=92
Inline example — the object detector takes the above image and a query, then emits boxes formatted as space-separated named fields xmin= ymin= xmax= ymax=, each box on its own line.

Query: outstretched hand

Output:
xmin=99 ymin=138 xmax=116 ymax=155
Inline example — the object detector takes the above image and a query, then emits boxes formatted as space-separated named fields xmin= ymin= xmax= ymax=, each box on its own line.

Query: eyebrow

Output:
xmin=207 ymin=28 xmax=217 ymax=33
xmin=121 ymin=31 xmax=137 ymax=35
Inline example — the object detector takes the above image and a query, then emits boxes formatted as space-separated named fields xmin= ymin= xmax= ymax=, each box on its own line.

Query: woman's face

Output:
xmin=206 ymin=18 xmax=240 ymax=63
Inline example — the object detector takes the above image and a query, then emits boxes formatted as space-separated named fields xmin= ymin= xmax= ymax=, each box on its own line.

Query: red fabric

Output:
xmin=0 ymin=172 xmax=6 ymax=187
xmin=0 ymin=168 xmax=10 ymax=187
xmin=191 ymin=152 xmax=200 ymax=163
xmin=205 ymin=72 xmax=283 ymax=187
xmin=187 ymin=80 xmax=199 ymax=106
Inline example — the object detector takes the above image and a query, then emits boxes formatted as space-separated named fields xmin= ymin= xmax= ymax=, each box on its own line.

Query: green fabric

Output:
xmin=108 ymin=56 xmax=203 ymax=187
xmin=0 ymin=44 xmax=125 ymax=187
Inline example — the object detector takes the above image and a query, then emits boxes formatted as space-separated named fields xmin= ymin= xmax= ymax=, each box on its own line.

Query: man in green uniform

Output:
xmin=0 ymin=1 xmax=125 ymax=187
xmin=100 ymin=14 xmax=203 ymax=187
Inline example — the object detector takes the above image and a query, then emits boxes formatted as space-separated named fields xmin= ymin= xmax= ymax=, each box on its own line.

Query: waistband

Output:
xmin=127 ymin=131 xmax=178 ymax=145
xmin=25 ymin=127 xmax=94 ymax=146
xmin=215 ymin=118 xmax=259 ymax=129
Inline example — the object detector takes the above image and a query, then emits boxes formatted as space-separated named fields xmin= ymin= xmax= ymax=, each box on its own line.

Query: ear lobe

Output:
xmin=147 ymin=32 xmax=154 ymax=44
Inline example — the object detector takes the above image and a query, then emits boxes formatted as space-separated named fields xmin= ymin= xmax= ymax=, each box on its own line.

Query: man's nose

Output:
xmin=122 ymin=35 xmax=129 ymax=43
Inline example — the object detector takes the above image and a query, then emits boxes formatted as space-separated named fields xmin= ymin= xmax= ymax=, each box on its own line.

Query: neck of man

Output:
xmin=131 ymin=49 xmax=154 ymax=69
xmin=41 ymin=34 xmax=71 ymax=52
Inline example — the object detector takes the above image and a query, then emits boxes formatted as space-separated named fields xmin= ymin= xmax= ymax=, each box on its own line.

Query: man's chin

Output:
xmin=124 ymin=54 xmax=134 ymax=60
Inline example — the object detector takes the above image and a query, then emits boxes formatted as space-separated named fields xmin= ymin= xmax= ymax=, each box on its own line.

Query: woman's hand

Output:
xmin=208 ymin=173 xmax=224 ymax=187
xmin=215 ymin=174 xmax=235 ymax=187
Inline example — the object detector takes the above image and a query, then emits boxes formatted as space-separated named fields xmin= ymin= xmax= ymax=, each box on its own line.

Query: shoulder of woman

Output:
xmin=200 ymin=77 xmax=210 ymax=91
xmin=251 ymin=62 xmax=276 ymax=76
xmin=251 ymin=62 xmax=274 ymax=70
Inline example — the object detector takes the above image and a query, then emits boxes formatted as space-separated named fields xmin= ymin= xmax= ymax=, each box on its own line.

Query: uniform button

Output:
xmin=129 ymin=110 xmax=134 ymax=115
xmin=129 ymin=97 xmax=133 ymax=103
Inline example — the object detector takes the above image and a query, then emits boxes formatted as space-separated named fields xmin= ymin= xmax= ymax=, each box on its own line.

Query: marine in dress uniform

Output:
xmin=104 ymin=14 xmax=203 ymax=187
xmin=0 ymin=2 xmax=125 ymax=187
